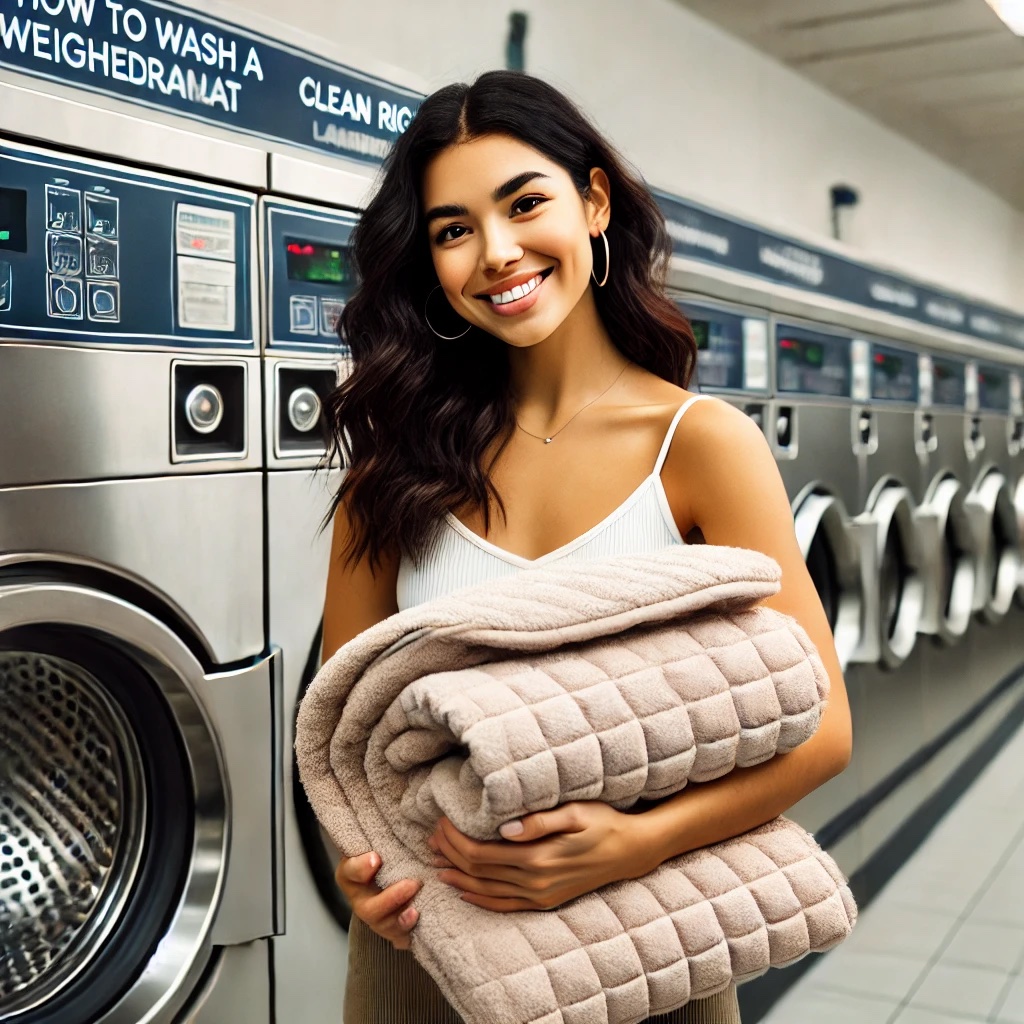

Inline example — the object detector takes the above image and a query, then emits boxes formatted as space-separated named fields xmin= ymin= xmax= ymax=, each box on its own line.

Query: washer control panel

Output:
xmin=868 ymin=341 xmax=919 ymax=404
xmin=775 ymin=323 xmax=852 ymax=398
xmin=929 ymin=354 xmax=967 ymax=409
xmin=976 ymin=361 xmax=1013 ymax=413
xmin=263 ymin=199 xmax=358 ymax=354
xmin=676 ymin=301 xmax=769 ymax=394
xmin=0 ymin=141 xmax=254 ymax=349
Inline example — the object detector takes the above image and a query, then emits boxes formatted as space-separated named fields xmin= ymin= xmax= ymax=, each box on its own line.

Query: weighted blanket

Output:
xmin=296 ymin=545 xmax=857 ymax=1024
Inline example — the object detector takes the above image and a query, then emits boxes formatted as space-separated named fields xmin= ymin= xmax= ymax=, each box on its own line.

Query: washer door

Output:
xmin=863 ymin=482 xmax=924 ymax=668
xmin=916 ymin=474 xmax=978 ymax=644
xmin=1014 ymin=475 xmax=1024 ymax=608
xmin=292 ymin=623 xmax=351 ymax=933
xmin=966 ymin=469 xmax=1021 ymax=624
xmin=793 ymin=488 xmax=863 ymax=670
xmin=0 ymin=583 xmax=225 ymax=1024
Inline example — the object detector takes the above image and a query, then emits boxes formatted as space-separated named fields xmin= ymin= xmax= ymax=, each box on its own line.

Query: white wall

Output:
xmin=240 ymin=0 xmax=1024 ymax=310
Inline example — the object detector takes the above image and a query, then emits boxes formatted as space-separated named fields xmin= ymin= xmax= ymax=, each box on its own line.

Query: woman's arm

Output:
xmin=638 ymin=397 xmax=852 ymax=864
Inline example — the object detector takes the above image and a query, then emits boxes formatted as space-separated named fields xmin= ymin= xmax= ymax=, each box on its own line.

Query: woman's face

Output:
xmin=421 ymin=134 xmax=610 ymax=347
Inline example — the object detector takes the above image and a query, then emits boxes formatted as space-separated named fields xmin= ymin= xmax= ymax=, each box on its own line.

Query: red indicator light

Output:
xmin=780 ymin=339 xmax=798 ymax=350
xmin=286 ymin=243 xmax=302 ymax=254
xmin=191 ymin=238 xmax=206 ymax=250
xmin=302 ymin=244 xmax=314 ymax=255
xmin=874 ymin=353 xmax=886 ymax=364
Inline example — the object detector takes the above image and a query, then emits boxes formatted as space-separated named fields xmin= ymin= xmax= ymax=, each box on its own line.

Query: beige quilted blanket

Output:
xmin=296 ymin=545 xmax=857 ymax=1024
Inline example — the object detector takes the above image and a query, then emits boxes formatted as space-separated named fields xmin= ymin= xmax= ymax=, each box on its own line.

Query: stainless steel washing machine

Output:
xmin=856 ymin=339 xmax=926 ymax=669
xmin=772 ymin=319 xmax=867 ymax=672
xmin=1011 ymin=371 xmax=1024 ymax=604
xmin=259 ymin=196 xmax=357 ymax=1024
xmin=852 ymin=338 xmax=929 ymax=864
xmin=964 ymin=359 xmax=1021 ymax=626
xmin=672 ymin=296 xmax=772 ymax=437
xmin=768 ymin=318 xmax=868 ymax=874
xmin=0 ymin=140 xmax=277 ymax=1024
xmin=915 ymin=351 xmax=989 ymax=793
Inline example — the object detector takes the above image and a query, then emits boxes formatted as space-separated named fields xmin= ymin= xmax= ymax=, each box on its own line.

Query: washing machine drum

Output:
xmin=0 ymin=586 xmax=225 ymax=1024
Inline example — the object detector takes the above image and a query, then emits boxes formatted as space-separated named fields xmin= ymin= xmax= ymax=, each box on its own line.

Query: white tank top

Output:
xmin=396 ymin=394 xmax=710 ymax=611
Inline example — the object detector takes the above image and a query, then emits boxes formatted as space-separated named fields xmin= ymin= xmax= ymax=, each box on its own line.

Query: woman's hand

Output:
xmin=427 ymin=802 xmax=656 ymax=912
xmin=335 ymin=853 xmax=421 ymax=950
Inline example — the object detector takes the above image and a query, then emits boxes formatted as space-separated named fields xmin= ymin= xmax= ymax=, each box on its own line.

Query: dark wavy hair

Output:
xmin=324 ymin=70 xmax=697 ymax=573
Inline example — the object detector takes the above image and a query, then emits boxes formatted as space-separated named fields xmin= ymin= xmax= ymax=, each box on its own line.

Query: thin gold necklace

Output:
xmin=515 ymin=362 xmax=631 ymax=444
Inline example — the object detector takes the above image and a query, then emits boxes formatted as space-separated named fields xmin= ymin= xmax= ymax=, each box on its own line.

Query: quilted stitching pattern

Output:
xmin=296 ymin=545 xmax=857 ymax=1024
xmin=389 ymin=609 xmax=826 ymax=838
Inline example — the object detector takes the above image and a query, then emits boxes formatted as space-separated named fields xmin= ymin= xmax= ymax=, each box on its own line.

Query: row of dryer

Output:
xmin=673 ymin=296 xmax=1024 ymax=877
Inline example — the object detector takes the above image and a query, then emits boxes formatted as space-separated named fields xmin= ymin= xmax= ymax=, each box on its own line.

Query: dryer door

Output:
xmin=793 ymin=489 xmax=863 ymax=670
xmin=0 ymin=582 xmax=270 ymax=1024
xmin=860 ymin=482 xmax=924 ymax=668
xmin=966 ymin=469 xmax=1021 ymax=624
xmin=916 ymin=474 xmax=978 ymax=643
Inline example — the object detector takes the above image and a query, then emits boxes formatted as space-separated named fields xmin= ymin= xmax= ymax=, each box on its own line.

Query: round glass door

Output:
xmin=0 ymin=582 xmax=225 ymax=1024
xmin=793 ymin=488 xmax=863 ymax=670
xmin=917 ymin=474 xmax=977 ymax=643
xmin=967 ymin=470 xmax=1021 ymax=624
xmin=868 ymin=483 xmax=923 ymax=668
xmin=293 ymin=624 xmax=351 ymax=932
xmin=1015 ymin=476 xmax=1024 ymax=608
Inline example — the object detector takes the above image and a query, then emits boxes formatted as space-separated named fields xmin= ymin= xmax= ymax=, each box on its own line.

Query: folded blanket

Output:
xmin=296 ymin=545 xmax=856 ymax=1024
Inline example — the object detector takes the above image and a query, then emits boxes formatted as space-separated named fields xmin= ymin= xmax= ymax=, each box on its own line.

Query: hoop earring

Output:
xmin=424 ymin=286 xmax=471 ymax=340
xmin=591 ymin=229 xmax=610 ymax=288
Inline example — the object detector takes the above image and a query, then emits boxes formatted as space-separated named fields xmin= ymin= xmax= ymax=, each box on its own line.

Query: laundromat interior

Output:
xmin=1 ymin=0 xmax=1024 ymax=1022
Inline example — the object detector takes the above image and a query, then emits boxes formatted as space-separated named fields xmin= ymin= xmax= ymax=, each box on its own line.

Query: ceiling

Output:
xmin=674 ymin=0 xmax=1024 ymax=210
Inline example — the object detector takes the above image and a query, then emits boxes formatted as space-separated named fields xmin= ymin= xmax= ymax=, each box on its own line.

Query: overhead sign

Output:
xmin=0 ymin=0 xmax=422 ymax=164
xmin=656 ymin=190 xmax=1024 ymax=351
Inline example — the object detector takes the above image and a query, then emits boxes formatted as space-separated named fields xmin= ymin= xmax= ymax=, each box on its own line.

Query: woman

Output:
xmin=321 ymin=70 xmax=852 ymax=1024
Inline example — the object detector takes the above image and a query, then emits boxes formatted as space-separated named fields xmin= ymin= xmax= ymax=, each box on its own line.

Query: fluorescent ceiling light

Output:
xmin=986 ymin=0 xmax=1024 ymax=34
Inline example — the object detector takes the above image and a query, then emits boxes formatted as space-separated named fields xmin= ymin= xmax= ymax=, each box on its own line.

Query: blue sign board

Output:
xmin=655 ymin=189 xmax=1024 ymax=352
xmin=0 ymin=0 xmax=422 ymax=165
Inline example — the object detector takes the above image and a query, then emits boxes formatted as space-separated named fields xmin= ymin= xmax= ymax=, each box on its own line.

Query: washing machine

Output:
xmin=1010 ymin=371 xmax=1024 ymax=604
xmin=0 ymin=140 xmax=277 ymax=1023
xmin=673 ymin=295 xmax=772 ymax=436
xmin=960 ymin=359 xmax=1024 ymax=739
xmin=771 ymin=319 xmax=867 ymax=671
xmin=260 ymin=197 xmax=357 ymax=1023
xmin=915 ymin=351 xmax=990 ymax=789
xmin=768 ymin=318 xmax=868 ymax=874
xmin=851 ymin=338 xmax=929 ymax=862
xmin=964 ymin=359 xmax=1021 ymax=627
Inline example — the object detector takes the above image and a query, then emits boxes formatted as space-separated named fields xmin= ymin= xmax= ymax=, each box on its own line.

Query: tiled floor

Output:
xmin=761 ymin=720 xmax=1024 ymax=1024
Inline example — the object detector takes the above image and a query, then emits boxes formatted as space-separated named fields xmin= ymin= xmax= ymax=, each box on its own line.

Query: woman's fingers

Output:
xmin=336 ymin=851 xmax=380 ymax=888
xmin=334 ymin=855 xmax=423 ymax=950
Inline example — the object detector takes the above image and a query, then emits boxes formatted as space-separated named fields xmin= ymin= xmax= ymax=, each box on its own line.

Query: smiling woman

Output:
xmin=318 ymin=69 xmax=850 ymax=1024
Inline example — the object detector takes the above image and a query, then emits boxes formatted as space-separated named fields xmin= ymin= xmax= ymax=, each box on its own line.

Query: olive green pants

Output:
xmin=344 ymin=917 xmax=742 ymax=1024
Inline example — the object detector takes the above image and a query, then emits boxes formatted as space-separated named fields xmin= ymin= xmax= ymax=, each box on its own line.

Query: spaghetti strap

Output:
xmin=653 ymin=394 xmax=710 ymax=475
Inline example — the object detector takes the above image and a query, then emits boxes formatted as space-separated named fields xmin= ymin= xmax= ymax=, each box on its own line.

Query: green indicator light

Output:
xmin=0 ymin=231 xmax=9 ymax=241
